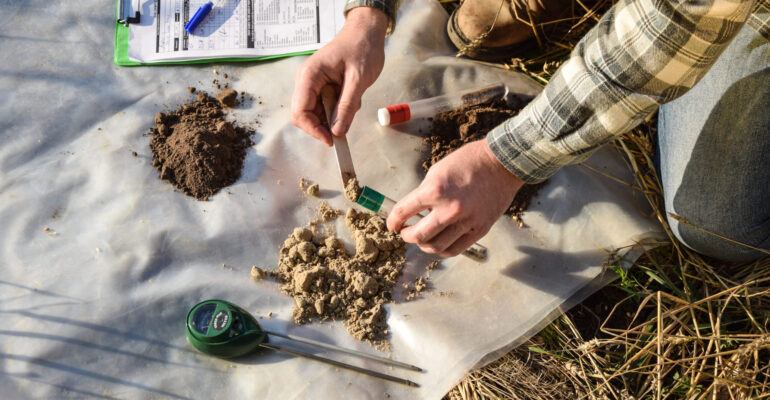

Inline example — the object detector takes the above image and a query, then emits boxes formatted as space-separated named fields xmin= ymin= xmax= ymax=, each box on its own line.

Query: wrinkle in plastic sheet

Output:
xmin=0 ymin=0 xmax=661 ymax=399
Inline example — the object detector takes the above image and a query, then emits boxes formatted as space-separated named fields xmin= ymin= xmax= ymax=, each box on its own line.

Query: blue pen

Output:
xmin=185 ymin=1 xmax=216 ymax=34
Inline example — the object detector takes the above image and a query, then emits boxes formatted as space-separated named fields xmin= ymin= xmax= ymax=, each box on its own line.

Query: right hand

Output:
xmin=386 ymin=140 xmax=523 ymax=258
xmin=290 ymin=7 xmax=389 ymax=146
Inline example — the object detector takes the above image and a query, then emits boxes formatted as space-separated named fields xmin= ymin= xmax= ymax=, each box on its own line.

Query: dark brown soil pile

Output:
xmin=268 ymin=204 xmax=406 ymax=350
xmin=422 ymin=99 xmax=546 ymax=226
xmin=149 ymin=91 xmax=253 ymax=200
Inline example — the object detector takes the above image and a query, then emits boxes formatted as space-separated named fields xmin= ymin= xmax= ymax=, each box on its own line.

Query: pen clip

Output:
xmin=118 ymin=0 xmax=141 ymax=26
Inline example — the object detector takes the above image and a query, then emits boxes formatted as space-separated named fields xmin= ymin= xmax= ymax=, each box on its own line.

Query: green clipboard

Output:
xmin=114 ymin=1 xmax=316 ymax=66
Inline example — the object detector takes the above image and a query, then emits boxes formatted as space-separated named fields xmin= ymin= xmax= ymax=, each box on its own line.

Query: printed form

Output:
xmin=128 ymin=0 xmax=347 ymax=63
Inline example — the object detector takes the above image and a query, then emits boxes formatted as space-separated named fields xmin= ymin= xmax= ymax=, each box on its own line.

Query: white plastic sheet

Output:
xmin=0 ymin=0 xmax=662 ymax=399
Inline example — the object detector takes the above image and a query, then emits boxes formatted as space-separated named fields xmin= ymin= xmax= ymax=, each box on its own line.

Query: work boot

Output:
xmin=447 ymin=0 xmax=571 ymax=61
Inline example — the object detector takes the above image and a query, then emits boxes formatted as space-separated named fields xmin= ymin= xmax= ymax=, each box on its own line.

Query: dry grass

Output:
xmin=440 ymin=1 xmax=770 ymax=399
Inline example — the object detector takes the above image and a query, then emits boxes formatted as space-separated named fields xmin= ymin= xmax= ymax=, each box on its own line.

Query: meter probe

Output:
xmin=186 ymin=299 xmax=422 ymax=387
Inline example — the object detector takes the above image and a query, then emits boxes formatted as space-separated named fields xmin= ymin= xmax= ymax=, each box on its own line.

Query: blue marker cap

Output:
xmin=184 ymin=1 xmax=214 ymax=34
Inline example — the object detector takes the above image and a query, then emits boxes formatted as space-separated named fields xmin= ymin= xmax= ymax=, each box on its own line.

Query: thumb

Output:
xmin=332 ymin=73 xmax=365 ymax=136
xmin=386 ymin=185 xmax=433 ymax=233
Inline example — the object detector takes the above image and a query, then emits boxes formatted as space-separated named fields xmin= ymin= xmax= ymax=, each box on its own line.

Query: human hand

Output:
xmin=386 ymin=140 xmax=524 ymax=257
xmin=291 ymin=7 xmax=389 ymax=146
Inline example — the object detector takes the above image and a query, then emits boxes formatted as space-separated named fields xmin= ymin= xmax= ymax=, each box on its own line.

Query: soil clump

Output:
xmin=149 ymin=91 xmax=254 ymax=200
xmin=215 ymin=89 xmax=238 ymax=107
xmin=344 ymin=178 xmax=362 ymax=202
xmin=251 ymin=265 xmax=266 ymax=280
xmin=298 ymin=178 xmax=320 ymax=197
xmin=422 ymin=99 xmax=546 ymax=224
xmin=316 ymin=200 xmax=341 ymax=222
xmin=306 ymin=183 xmax=319 ymax=197
xmin=268 ymin=202 xmax=406 ymax=350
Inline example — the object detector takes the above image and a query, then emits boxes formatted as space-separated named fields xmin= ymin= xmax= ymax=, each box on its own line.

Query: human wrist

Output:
xmin=480 ymin=139 xmax=524 ymax=189
xmin=344 ymin=7 xmax=389 ymax=39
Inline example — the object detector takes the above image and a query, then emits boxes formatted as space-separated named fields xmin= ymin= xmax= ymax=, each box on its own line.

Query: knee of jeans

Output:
xmin=666 ymin=212 xmax=769 ymax=263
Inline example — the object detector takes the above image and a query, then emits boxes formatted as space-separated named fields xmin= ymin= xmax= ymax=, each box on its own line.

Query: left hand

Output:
xmin=290 ymin=7 xmax=388 ymax=145
xmin=386 ymin=140 xmax=524 ymax=257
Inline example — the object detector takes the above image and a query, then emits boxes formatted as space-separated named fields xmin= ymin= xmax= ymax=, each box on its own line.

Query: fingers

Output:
xmin=390 ymin=180 xmax=478 ymax=257
xmin=386 ymin=188 xmax=432 ymax=233
xmin=291 ymin=62 xmax=334 ymax=146
xmin=332 ymin=71 xmax=365 ymax=136
xmin=295 ymin=111 xmax=333 ymax=146
xmin=399 ymin=211 xmax=451 ymax=246
xmin=409 ymin=219 xmax=468 ymax=255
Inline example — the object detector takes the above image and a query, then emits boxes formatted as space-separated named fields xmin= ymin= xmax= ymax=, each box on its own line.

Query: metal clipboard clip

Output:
xmin=117 ymin=0 xmax=141 ymax=26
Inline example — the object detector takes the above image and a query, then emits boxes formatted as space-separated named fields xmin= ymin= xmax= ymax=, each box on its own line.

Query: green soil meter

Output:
xmin=185 ymin=299 xmax=423 ymax=387
xmin=186 ymin=299 xmax=267 ymax=358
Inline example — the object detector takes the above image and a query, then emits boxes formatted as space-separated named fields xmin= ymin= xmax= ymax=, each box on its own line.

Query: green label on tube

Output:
xmin=357 ymin=186 xmax=385 ymax=213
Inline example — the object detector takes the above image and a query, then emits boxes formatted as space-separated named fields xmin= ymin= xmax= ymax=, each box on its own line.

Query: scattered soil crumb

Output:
xmin=306 ymin=183 xmax=320 ymax=197
xmin=267 ymin=312 xmax=273 ymax=318
xmin=43 ymin=227 xmax=50 ymax=232
xmin=188 ymin=87 xmax=196 ymax=94
xmin=299 ymin=178 xmax=321 ymax=197
xmin=437 ymin=291 xmax=454 ymax=297
xmin=344 ymin=177 xmax=362 ymax=202
xmin=216 ymin=89 xmax=238 ymax=107
xmin=149 ymin=91 xmax=254 ymax=200
xmin=299 ymin=177 xmax=309 ymax=192
xmin=316 ymin=200 xmax=342 ymax=222
xmin=223 ymin=73 xmax=228 ymax=79
xmin=131 ymin=151 xmax=138 ymax=157
xmin=265 ymin=204 xmax=406 ymax=350
xmin=422 ymin=99 xmax=547 ymax=224
xmin=404 ymin=276 xmax=429 ymax=301
xmin=251 ymin=265 xmax=266 ymax=280
xmin=426 ymin=260 xmax=440 ymax=270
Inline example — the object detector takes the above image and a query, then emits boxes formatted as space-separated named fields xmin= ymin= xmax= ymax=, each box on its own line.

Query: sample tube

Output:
xmin=377 ymin=83 xmax=507 ymax=126
xmin=356 ymin=186 xmax=488 ymax=261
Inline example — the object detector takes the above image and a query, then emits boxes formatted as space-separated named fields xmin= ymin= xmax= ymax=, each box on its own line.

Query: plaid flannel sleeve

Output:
xmin=488 ymin=0 xmax=759 ymax=184
xmin=344 ymin=0 xmax=403 ymax=35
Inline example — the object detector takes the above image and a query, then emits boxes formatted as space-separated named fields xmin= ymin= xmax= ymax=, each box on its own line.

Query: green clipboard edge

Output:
xmin=114 ymin=3 xmax=316 ymax=66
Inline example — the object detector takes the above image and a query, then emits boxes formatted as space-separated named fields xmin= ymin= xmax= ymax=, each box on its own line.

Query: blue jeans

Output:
xmin=657 ymin=25 xmax=770 ymax=263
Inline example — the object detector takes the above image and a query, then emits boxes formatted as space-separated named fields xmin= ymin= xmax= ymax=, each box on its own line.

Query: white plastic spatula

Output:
xmin=320 ymin=86 xmax=357 ymax=188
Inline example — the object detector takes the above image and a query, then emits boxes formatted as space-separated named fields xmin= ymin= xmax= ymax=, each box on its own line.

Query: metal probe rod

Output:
xmin=259 ymin=343 xmax=420 ymax=387
xmin=265 ymin=330 xmax=423 ymax=372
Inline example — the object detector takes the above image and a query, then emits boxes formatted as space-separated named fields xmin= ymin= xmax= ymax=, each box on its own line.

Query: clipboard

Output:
xmin=114 ymin=0 xmax=318 ymax=66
